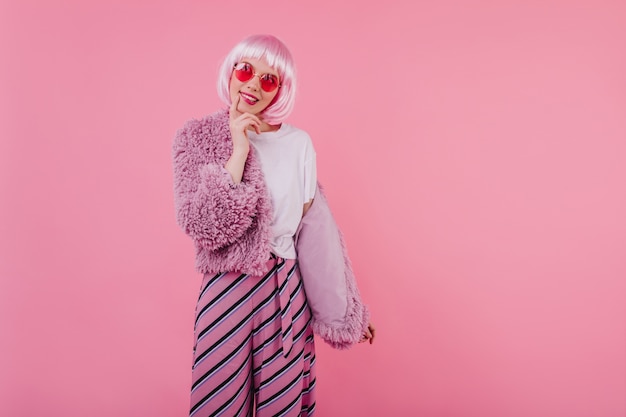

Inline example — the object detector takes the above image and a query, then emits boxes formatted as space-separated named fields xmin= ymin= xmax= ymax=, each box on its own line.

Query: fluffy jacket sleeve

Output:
xmin=295 ymin=184 xmax=370 ymax=349
xmin=172 ymin=114 xmax=261 ymax=251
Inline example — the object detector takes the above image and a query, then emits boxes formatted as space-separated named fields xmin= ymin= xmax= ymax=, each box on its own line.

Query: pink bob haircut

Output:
xmin=217 ymin=34 xmax=297 ymax=125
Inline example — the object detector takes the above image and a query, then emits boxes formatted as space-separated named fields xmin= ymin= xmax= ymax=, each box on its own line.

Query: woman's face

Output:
xmin=229 ymin=57 xmax=280 ymax=118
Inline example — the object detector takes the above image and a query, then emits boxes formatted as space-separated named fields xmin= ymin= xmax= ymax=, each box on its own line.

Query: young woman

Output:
xmin=173 ymin=34 xmax=374 ymax=417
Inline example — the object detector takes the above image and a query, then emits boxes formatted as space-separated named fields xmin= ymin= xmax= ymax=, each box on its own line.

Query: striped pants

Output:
xmin=190 ymin=256 xmax=316 ymax=417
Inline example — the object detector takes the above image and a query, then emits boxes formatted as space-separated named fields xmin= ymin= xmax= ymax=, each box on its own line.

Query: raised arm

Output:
xmin=224 ymin=96 xmax=261 ymax=184
xmin=172 ymin=117 xmax=260 ymax=251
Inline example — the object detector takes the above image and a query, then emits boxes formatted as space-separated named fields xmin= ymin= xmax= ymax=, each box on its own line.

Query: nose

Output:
xmin=245 ymin=74 xmax=261 ymax=91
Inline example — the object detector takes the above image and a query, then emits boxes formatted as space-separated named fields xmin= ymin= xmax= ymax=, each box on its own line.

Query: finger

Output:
xmin=359 ymin=328 xmax=372 ymax=343
xmin=236 ymin=114 xmax=262 ymax=134
xmin=244 ymin=112 xmax=263 ymax=126
xmin=229 ymin=95 xmax=240 ymax=118
xmin=234 ymin=112 xmax=262 ymax=126
xmin=369 ymin=325 xmax=376 ymax=344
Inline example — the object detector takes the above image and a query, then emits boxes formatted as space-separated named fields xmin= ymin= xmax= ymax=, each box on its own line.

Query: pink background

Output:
xmin=1 ymin=1 xmax=625 ymax=416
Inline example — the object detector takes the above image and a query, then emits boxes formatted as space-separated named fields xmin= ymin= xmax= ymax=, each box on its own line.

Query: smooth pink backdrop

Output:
xmin=1 ymin=1 xmax=625 ymax=416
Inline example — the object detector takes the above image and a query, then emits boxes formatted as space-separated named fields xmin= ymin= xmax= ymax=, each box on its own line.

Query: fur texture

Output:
xmin=172 ymin=109 xmax=273 ymax=276
xmin=312 ymin=228 xmax=371 ymax=349
xmin=295 ymin=185 xmax=370 ymax=349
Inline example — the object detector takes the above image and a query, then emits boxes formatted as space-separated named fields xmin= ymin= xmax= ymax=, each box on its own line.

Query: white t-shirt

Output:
xmin=248 ymin=123 xmax=317 ymax=259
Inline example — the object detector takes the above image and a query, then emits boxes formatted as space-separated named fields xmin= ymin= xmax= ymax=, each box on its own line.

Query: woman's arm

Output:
xmin=225 ymin=96 xmax=261 ymax=184
xmin=295 ymin=185 xmax=371 ymax=349
xmin=303 ymin=199 xmax=313 ymax=216
xmin=172 ymin=117 xmax=260 ymax=251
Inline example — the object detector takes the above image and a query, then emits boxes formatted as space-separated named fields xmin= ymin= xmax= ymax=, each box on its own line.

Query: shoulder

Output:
xmin=173 ymin=109 xmax=230 ymax=150
xmin=281 ymin=123 xmax=311 ymax=140
xmin=280 ymin=124 xmax=315 ymax=151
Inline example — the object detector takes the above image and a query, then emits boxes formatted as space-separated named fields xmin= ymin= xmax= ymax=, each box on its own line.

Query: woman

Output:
xmin=173 ymin=34 xmax=374 ymax=417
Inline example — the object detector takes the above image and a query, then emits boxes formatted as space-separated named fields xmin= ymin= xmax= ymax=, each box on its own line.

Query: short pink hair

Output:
xmin=217 ymin=34 xmax=297 ymax=125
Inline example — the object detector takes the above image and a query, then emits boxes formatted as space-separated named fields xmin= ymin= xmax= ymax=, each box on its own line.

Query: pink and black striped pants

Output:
xmin=190 ymin=256 xmax=316 ymax=417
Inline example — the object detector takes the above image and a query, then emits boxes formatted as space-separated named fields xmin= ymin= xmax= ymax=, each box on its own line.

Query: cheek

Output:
xmin=228 ymin=77 xmax=240 ymax=99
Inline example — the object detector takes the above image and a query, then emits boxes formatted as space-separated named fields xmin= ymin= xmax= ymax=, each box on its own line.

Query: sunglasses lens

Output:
xmin=234 ymin=63 xmax=280 ymax=93
xmin=260 ymin=74 xmax=279 ymax=92
xmin=234 ymin=63 xmax=253 ymax=82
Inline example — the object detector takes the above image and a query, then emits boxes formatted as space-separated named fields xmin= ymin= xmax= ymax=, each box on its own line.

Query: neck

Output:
xmin=254 ymin=121 xmax=281 ymax=133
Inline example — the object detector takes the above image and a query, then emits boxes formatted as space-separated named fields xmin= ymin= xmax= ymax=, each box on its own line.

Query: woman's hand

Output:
xmin=225 ymin=97 xmax=261 ymax=184
xmin=228 ymin=96 xmax=261 ymax=153
xmin=360 ymin=322 xmax=376 ymax=345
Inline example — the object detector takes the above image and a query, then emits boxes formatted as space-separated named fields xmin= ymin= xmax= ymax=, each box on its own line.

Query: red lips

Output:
xmin=240 ymin=92 xmax=258 ymax=105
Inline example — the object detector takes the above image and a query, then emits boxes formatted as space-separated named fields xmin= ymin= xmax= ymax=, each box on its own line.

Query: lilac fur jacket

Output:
xmin=172 ymin=109 xmax=369 ymax=349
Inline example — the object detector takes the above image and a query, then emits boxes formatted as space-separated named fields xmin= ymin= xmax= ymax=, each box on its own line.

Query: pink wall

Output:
xmin=1 ymin=1 xmax=625 ymax=416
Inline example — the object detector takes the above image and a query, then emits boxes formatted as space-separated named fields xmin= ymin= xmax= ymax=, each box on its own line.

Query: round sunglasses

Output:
xmin=233 ymin=62 xmax=281 ymax=93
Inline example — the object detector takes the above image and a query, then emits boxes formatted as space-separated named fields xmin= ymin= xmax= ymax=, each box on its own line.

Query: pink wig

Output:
xmin=217 ymin=34 xmax=297 ymax=125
